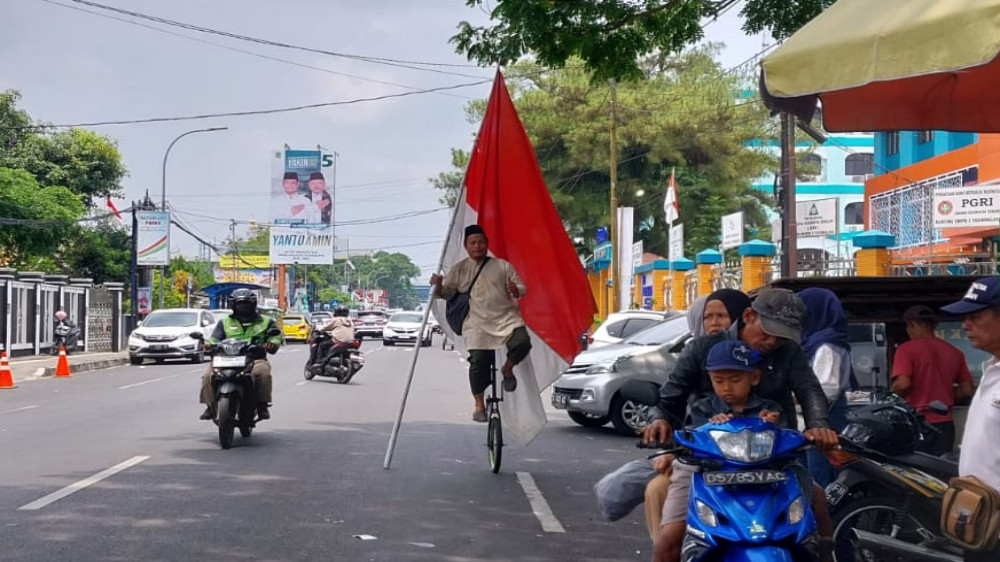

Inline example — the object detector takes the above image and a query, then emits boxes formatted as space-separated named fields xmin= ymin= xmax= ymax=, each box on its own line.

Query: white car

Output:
xmin=588 ymin=310 xmax=678 ymax=348
xmin=129 ymin=308 xmax=216 ymax=365
xmin=383 ymin=311 xmax=432 ymax=347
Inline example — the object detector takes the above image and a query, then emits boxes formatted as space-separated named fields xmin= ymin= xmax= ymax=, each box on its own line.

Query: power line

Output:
xmin=169 ymin=206 xmax=449 ymax=227
xmin=0 ymin=206 xmax=130 ymax=227
xmin=35 ymin=0 xmax=477 ymax=100
xmin=8 ymin=79 xmax=491 ymax=129
xmin=58 ymin=0 xmax=487 ymax=77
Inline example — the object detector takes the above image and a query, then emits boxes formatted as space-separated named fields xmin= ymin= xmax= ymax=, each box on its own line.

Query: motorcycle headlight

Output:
xmin=787 ymin=497 xmax=805 ymax=525
xmin=708 ymin=429 xmax=775 ymax=463
xmin=695 ymin=500 xmax=717 ymax=527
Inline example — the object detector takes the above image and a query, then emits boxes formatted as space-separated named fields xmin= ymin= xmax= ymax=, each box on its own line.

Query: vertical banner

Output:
xmin=137 ymin=287 xmax=152 ymax=315
xmin=721 ymin=211 xmax=744 ymax=249
xmin=669 ymin=223 xmax=685 ymax=263
xmin=270 ymin=149 xmax=335 ymax=264
xmin=617 ymin=207 xmax=634 ymax=311
xmin=136 ymin=211 xmax=170 ymax=266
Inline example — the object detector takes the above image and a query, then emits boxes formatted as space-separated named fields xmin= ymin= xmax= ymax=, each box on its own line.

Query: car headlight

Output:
xmin=585 ymin=361 xmax=615 ymax=374
xmin=695 ymin=500 xmax=717 ymax=527
xmin=787 ymin=497 xmax=805 ymax=525
xmin=708 ymin=429 xmax=775 ymax=463
xmin=130 ymin=333 xmax=146 ymax=341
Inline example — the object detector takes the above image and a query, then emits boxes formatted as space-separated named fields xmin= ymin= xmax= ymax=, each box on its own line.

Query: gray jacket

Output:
xmin=650 ymin=323 xmax=831 ymax=431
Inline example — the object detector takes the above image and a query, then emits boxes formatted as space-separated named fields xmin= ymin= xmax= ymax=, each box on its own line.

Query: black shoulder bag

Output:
xmin=445 ymin=258 xmax=489 ymax=335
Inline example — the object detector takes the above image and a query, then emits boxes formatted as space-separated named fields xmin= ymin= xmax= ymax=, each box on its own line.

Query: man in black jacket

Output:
xmin=640 ymin=288 xmax=839 ymax=562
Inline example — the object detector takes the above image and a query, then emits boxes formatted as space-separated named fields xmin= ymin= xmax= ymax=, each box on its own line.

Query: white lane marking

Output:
xmin=118 ymin=374 xmax=179 ymax=390
xmin=515 ymin=471 xmax=566 ymax=533
xmin=18 ymin=455 xmax=150 ymax=511
xmin=0 ymin=405 xmax=39 ymax=415
xmin=295 ymin=381 xmax=307 ymax=386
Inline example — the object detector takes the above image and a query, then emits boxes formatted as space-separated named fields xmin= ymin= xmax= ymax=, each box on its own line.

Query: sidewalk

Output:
xmin=8 ymin=351 xmax=130 ymax=382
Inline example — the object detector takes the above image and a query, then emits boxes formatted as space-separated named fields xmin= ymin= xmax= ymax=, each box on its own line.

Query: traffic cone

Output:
xmin=54 ymin=346 xmax=71 ymax=378
xmin=0 ymin=352 xmax=15 ymax=389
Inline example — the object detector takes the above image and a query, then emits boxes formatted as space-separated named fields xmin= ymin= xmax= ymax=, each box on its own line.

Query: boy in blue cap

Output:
xmin=655 ymin=339 xmax=829 ymax=562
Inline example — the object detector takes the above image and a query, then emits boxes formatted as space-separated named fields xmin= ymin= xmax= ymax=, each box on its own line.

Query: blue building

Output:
xmin=874 ymin=131 xmax=976 ymax=172
xmin=751 ymin=132 xmax=875 ymax=261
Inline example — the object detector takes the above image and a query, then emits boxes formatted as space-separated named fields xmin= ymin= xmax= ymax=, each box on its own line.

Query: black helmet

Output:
xmin=334 ymin=305 xmax=349 ymax=317
xmin=230 ymin=289 xmax=258 ymax=321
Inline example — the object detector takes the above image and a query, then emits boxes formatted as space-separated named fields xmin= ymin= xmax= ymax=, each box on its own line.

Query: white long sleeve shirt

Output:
xmin=959 ymin=356 xmax=1000 ymax=494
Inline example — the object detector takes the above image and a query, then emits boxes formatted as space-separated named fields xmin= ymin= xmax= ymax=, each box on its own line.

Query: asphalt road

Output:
xmin=0 ymin=338 xmax=651 ymax=561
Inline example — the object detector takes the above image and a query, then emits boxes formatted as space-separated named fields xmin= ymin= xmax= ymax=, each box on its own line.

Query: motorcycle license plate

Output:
xmin=703 ymin=470 xmax=787 ymax=486
xmin=825 ymin=482 xmax=849 ymax=506
xmin=212 ymin=356 xmax=246 ymax=368
xmin=552 ymin=394 xmax=569 ymax=408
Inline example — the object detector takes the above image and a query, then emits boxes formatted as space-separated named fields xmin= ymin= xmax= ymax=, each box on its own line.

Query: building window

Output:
xmin=844 ymin=202 xmax=864 ymax=225
xmin=918 ymin=131 xmax=934 ymax=144
xmin=798 ymin=153 xmax=823 ymax=182
xmin=845 ymin=153 xmax=874 ymax=177
xmin=886 ymin=131 xmax=900 ymax=155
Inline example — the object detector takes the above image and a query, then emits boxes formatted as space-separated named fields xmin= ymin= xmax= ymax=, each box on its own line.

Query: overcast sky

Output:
xmin=1 ymin=0 xmax=764 ymax=280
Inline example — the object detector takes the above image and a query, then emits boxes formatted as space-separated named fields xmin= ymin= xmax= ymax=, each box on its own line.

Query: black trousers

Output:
xmin=916 ymin=421 xmax=956 ymax=456
xmin=467 ymin=327 xmax=532 ymax=395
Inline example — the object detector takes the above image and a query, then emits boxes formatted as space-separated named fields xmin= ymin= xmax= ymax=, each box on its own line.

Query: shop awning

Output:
xmin=761 ymin=0 xmax=1000 ymax=132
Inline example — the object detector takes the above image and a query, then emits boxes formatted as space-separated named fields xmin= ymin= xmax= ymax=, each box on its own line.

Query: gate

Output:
xmin=87 ymin=287 xmax=114 ymax=352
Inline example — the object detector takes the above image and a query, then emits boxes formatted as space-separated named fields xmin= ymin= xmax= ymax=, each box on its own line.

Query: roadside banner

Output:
xmin=270 ymin=149 xmax=335 ymax=264
xmin=213 ymin=268 xmax=274 ymax=287
xmin=136 ymin=211 xmax=170 ymax=266
xmin=933 ymin=184 xmax=1000 ymax=227
xmin=721 ymin=211 xmax=744 ymax=249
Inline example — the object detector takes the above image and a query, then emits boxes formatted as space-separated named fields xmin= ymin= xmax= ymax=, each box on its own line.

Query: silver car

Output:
xmin=552 ymin=315 xmax=690 ymax=435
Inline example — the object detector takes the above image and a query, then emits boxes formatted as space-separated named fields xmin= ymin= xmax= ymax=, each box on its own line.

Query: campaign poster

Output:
xmin=137 ymin=287 xmax=152 ymax=315
xmin=136 ymin=211 xmax=170 ymax=266
xmin=213 ymin=268 xmax=274 ymax=287
xmin=270 ymin=149 xmax=335 ymax=264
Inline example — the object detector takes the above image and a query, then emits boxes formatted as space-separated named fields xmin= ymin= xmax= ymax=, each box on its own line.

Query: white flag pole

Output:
xmin=383 ymin=182 xmax=467 ymax=469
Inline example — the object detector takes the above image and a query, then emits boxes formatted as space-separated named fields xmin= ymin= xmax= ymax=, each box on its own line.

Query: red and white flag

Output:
xmin=664 ymin=167 xmax=679 ymax=224
xmin=432 ymin=71 xmax=596 ymax=446
xmin=106 ymin=196 xmax=123 ymax=221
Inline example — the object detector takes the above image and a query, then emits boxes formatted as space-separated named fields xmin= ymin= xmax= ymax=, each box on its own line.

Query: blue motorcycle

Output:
xmin=671 ymin=417 xmax=819 ymax=562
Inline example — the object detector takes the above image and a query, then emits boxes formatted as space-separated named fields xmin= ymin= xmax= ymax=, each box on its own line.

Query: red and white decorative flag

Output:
xmin=432 ymin=71 xmax=597 ymax=446
xmin=106 ymin=196 xmax=123 ymax=221
xmin=664 ymin=167 xmax=679 ymax=224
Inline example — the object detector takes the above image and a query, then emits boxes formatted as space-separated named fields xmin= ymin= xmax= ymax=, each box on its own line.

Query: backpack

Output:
xmin=940 ymin=475 xmax=1000 ymax=551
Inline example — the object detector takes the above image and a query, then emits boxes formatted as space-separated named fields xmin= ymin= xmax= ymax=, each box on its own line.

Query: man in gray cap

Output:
xmin=641 ymin=288 xmax=838 ymax=562
xmin=891 ymin=304 xmax=973 ymax=455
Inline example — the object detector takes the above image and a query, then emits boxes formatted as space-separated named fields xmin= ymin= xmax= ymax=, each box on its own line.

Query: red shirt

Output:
xmin=891 ymin=337 xmax=973 ymax=423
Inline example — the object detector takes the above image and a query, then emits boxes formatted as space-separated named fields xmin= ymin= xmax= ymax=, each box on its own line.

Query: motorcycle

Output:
xmin=50 ymin=323 xmax=81 ymax=355
xmin=198 ymin=333 xmax=266 ymax=450
xmin=622 ymin=380 xmax=820 ymax=562
xmin=304 ymin=330 xmax=364 ymax=384
xmin=824 ymin=391 xmax=957 ymax=561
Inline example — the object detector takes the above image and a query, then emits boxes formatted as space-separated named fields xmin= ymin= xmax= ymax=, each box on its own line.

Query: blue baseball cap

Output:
xmin=706 ymin=340 xmax=762 ymax=372
xmin=941 ymin=276 xmax=1000 ymax=315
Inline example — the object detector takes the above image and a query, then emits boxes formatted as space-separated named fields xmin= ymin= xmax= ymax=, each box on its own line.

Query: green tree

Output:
xmin=432 ymin=50 xmax=775 ymax=257
xmin=0 ymin=90 xmax=126 ymax=206
xmin=428 ymin=148 xmax=469 ymax=206
xmin=0 ymin=167 xmax=86 ymax=267
xmin=60 ymin=220 xmax=131 ymax=284
xmin=453 ymin=0 xmax=836 ymax=81
xmin=350 ymin=252 xmax=421 ymax=309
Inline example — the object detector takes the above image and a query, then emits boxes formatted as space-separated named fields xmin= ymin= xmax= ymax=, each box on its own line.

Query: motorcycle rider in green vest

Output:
xmin=199 ymin=289 xmax=283 ymax=420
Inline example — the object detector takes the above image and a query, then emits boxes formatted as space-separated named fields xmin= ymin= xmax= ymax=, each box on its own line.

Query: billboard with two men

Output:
xmin=270 ymin=149 xmax=335 ymax=264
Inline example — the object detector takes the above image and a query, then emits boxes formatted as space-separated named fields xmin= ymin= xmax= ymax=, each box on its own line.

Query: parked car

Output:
xmin=129 ymin=308 xmax=217 ymax=365
xmin=281 ymin=314 xmax=312 ymax=343
xmin=355 ymin=310 xmax=388 ymax=340
xmin=552 ymin=314 xmax=691 ymax=435
xmin=208 ymin=309 xmax=230 ymax=331
xmin=383 ymin=311 xmax=432 ymax=347
xmin=587 ymin=310 xmax=678 ymax=348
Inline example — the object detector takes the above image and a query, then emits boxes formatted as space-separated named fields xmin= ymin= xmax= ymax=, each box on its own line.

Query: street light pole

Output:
xmin=159 ymin=126 xmax=228 ymax=308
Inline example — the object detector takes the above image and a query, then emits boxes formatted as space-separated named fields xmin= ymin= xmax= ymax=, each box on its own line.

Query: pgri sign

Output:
xmin=933 ymin=185 xmax=1000 ymax=228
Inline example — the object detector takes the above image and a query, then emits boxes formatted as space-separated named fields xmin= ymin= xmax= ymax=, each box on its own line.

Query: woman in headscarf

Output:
xmin=703 ymin=288 xmax=753 ymax=335
xmin=798 ymin=287 xmax=854 ymax=487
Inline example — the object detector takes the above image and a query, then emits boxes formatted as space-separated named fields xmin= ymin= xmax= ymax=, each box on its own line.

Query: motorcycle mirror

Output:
xmin=620 ymin=380 xmax=660 ymax=407
xmin=927 ymin=400 xmax=949 ymax=416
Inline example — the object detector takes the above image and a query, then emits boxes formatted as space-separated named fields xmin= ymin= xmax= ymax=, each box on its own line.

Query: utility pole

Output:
xmin=130 ymin=201 xmax=139 ymax=328
xmin=779 ymin=112 xmax=798 ymax=279
xmin=609 ymin=79 xmax=619 ymax=313
xmin=229 ymin=220 xmax=237 ymax=281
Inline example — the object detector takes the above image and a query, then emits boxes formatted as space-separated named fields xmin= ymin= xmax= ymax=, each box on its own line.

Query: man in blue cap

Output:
xmin=942 ymin=276 xmax=1000 ymax=562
